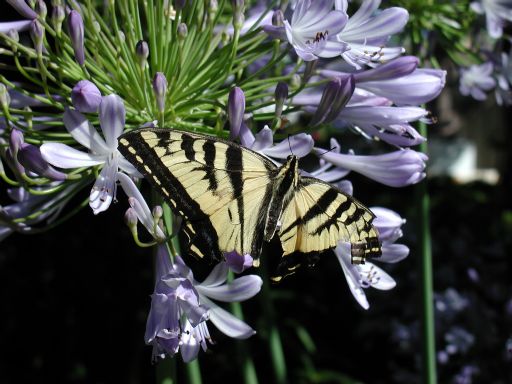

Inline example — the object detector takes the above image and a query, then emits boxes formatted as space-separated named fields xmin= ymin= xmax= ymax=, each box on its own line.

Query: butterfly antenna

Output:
xmin=317 ymin=146 xmax=338 ymax=156
xmin=287 ymin=134 xmax=294 ymax=155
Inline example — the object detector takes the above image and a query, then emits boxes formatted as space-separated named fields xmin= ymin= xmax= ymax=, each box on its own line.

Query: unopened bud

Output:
xmin=272 ymin=10 xmax=284 ymax=27
xmin=291 ymin=74 xmax=301 ymax=89
xmin=71 ymin=80 xmax=102 ymax=113
xmin=274 ymin=82 xmax=288 ymax=117
xmin=178 ymin=23 xmax=188 ymax=40
xmin=228 ymin=87 xmax=245 ymax=140
xmin=7 ymin=0 xmax=38 ymax=20
xmin=51 ymin=5 xmax=66 ymax=35
xmin=9 ymin=129 xmax=24 ymax=157
xmin=303 ymin=59 xmax=317 ymax=83
xmin=0 ymin=84 xmax=11 ymax=109
xmin=175 ymin=0 xmax=187 ymax=11
xmin=124 ymin=207 xmax=138 ymax=233
xmin=67 ymin=10 xmax=85 ymax=65
xmin=18 ymin=143 xmax=67 ymax=180
xmin=35 ymin=0 xmax=47 ymax=18
xmin=152 ymin=72 xmax=168 ymax=113
xmin=209 ymin=0 xmax=218 ymax=13
xmin=30 ymin=20 xmax=45 ymax=55
xmin=135 ymin=40 xmax=149 ymax=69
xmin=232 ymin=0 xmax=244 ymax=28
xmin=152 ymin=205 xmax=163 ymax=221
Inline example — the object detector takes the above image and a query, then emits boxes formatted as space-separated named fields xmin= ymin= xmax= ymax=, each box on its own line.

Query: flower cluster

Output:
xmin=0 ymin=0 xmax=445 ymax=364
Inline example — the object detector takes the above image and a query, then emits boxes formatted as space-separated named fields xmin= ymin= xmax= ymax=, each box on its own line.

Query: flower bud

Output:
xmin=9 ymin=129 xmax=24 ymax=157
xmin=152 ymin=72 xmax=168 ymax=113
xmin=175 ymin=0 xmax=187 ymax=11
xmin=7 ymin=0 xmax=38 ymax=20
xmin=18 ymin=143 xmax=67 ymax=180
xmin=152 ymin=205 xmax=163 ymax=221
xmin=0 ymin=84 xmax=11 ymax=109
xmin=35 ymin=0 xmax=47 ymax=18
xmin=30 ymin=20 xmax=44 ymax=55
xmin=51 ymin=5 xmax=66 ymax=35
xmin=71 ymin=80 xmax=102 ymax=113
xmin=209 ymin=0 xmax=218 ymax=13
xmin=272 ymin=9 xmax=284 ymax=27
xmin=228 ymin=87 xmax=245 ymax=139
xmin=274 ymin=82 xmax=288 ymax=117
xmin=135 ymin=40 xmax=149 ymax=69
xmin=303 ymin=60 xmax=317 ymax=83
xmin=124 ymin=207 xmax=139 ymax=234
xmin=178 ymin=23 xmax=188 ymax=40
xmin=291 ymin=74 xmax=301 ymax=89
xmin=225 ymin=251 xmax=253 ymax=273
xmin=232 ymin=0 xmax=244 ymax=28
xmin=67 ymin=10 xmax=85 ymax=66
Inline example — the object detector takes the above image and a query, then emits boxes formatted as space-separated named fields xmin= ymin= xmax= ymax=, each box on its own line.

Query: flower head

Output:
xmin=459 ymin=62 xmax=496 ymax=101
xmin=41 ymin=94 xmax=140 ymax=214
xmin=145 ymin=246 xmax=262 ymax=362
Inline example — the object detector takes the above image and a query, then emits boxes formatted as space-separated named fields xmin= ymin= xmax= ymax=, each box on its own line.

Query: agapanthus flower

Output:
xmin=281 ymin=0 xmax=349 ymax=61
xmin=459 ymin=62 xmax=496 ymax=101
xmin=41 ymin=94 xmax=140 ymax=214
xmin=335 ymin=0 xmax=409 ymax=68
xmin=471 ymin=0 xmax=512 ymax=38
xmin=145 ymin=245 xmax=262 ymax=362
xmin=313 ymin=145 xmax=427 ymax=187
xmin=336 ymin=206 xmax=409 ymax=309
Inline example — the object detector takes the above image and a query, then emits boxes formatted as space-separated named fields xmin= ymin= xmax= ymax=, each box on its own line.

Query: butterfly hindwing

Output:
xmin=274 ymin=178 xmax=381 ymax=280
xmin=118 ymin=128 xmax=276 ymax=261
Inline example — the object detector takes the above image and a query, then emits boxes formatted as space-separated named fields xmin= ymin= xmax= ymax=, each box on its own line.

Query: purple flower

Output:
xmin=336 ymin=205 xmax=409 ymax=309
xmin=17 ymin=143 xmax=67 ymax=181
xmin=152 ymin=72 xmax=167 ymax=113
xmin=335 ymin=0 xmax=408 ymax=68
xmin=471 ymin=0 xmax=512 ymax=38
xmin=41 ymin=95 xmax=140 ymax=214
xmin=145 ymin=245 xmax=262 ymax=362
xmin=283 ymin=0 xmax=349 ymax=61
xmin=310 ymin=75 xmax=354 ymax=126
xmin=71 ymin=80 xmax=102 ymax=113
xmin=135 ymin=40 xmax=149 ymax=68
xmin=67 ymin=10 xmax=85 ymax=65
xmin=0 ymin=20 xmax=32 ymax=33
xmin=314 ymin=146 xmax=427 ymax=187
xmin=7 ymin=0 xmax=38 ymax=20
xmin=239 ymin=125 xmax=314 ymax=159
xmin=118 ymin=172 xmax=166 ymax=241
xmin=228 ymin=87 xmax=245 ymax=139
xmin=459 ymin=62 xmax=496 ymax=101
xmin=225 ymin=251 xmax=253 ymax=273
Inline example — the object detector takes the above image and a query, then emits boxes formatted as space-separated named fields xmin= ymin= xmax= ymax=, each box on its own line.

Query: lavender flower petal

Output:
xmin=0 ymin=20 xmax=32 ymax=33
xmin=71 ymin=80 xmax=102 ymax=113
xmin=228 ymin=87 xmax=245 ymax=140
xmin=262 ymin=133 xmax=314 ymax=159
xmin=7 ymin=0 xmax=37 ymax=20
xmin=196 ymin=275 xmax=262 ymax=302
xmin=89 ymin=158 xmax=118 ymax=214
xmin=202 ymin=296 xmax=256 ymax=339
xmin=17 ymin=143 xmax=67 ymax=180
xmin=197 ymin=262 xmax=229 ymax=288
xmin=40 ymin=142 xmax=105 ymax=168
xmin=99 ymin=94 xmax=125 ymax=149
xmin=67 ymin=10 xmax=85 ymax=65
xmin=63 ymin=108 xmax=110 ymax=154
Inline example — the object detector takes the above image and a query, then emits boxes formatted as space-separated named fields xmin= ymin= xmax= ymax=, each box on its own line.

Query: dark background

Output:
xmin=2 ymin=3 xmax=512 ymax=384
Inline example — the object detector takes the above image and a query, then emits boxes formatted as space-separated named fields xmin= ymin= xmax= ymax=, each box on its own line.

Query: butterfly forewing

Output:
xmin=118 ymin=128 xmax=276 ymax=261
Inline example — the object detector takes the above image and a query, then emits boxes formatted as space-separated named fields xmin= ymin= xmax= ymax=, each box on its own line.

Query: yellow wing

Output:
xmin=118 ymin=128 xmax=276 ymax=261
xmin=274 ymin=178 xmax=381 ymax=281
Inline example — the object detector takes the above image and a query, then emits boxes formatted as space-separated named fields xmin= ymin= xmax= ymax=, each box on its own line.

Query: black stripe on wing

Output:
xmin=118 ymin=130 xmax=223 ymax=262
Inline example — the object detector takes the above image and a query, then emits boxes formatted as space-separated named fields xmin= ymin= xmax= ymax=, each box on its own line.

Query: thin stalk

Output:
xmin=416 ymin=119 xmax=437 ymax=384
xmin=259 ymin=259 xmax=287 ymax=384
xmin=185 ymin=359 xmax=202 ymax=384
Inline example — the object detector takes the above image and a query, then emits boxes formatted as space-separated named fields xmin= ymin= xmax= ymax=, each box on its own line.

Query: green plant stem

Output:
xmin=417 ymin=120 xmax=437 ymax=384
xmin=185 ymin=359 xmax=202 ymax=384
xmin=259 ymin=260 xmax=287 ymax=384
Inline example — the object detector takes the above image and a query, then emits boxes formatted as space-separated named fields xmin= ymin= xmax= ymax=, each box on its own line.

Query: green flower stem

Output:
xmin=228 ymin=271 xmax=259 ymax=384
xmin=185 ymin=359 xmax=202 ymax=384
xmin=416 ymin=119 xmax=437 ymax=384
xmin=156 ymin=357 xmax=177 ymax=384
xmin=259 ymin=260 xmax=287 ymax=384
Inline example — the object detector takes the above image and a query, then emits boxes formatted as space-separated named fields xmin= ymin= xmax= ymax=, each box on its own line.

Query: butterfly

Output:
xmin=118 ymin=128 xmax=381 ymax=280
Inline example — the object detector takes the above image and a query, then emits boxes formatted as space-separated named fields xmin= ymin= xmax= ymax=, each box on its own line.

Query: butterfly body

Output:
xmin=118 ymin=128 xmax=381 ymax=280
